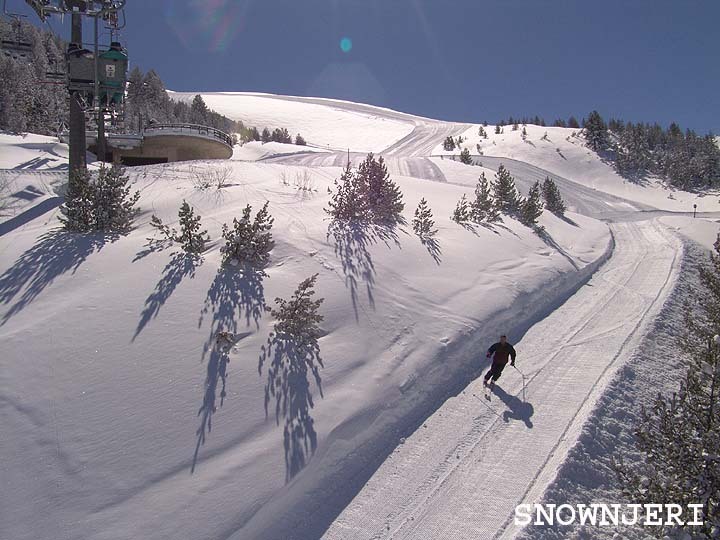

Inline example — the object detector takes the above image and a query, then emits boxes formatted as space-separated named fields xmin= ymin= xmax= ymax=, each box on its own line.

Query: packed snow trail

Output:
xmin=323 ymin=219 xmax=680 ymax=540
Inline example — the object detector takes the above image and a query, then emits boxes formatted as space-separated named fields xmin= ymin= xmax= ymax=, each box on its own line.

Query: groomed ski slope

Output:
xmin=324 ymin=219 xmax=681 ymax=540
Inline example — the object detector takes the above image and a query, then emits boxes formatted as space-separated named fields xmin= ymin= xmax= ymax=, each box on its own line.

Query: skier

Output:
xmin=483 ymin=335 xmax=516 ymax=387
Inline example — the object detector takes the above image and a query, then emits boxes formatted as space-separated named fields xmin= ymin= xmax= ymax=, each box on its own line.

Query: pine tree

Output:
xmin=261 ymin=127 xmax=271 ymax=143
xmin=584 ymin=110 xmax=608 ymax=151
xmin=177 ymin=201 xmax=209 ymax=253
xmin=459 ymin=147 xmax=472 ymax=165
xmin=59 ymin=168 xmax=94 ymax=232
xmin=519 ymin=181 xmax=544 ymax=227
xmin=271 ymin=274 xmax=324 ymax=352
xmin=190 ymin=94 xmax=209 ymax=125
xmin=567 ymin=116 xmax=580 ymax=129
xmin=358 ymin=153 xmax=404 ymax=223
xmin=295 ymin=133 xmax=306 ymax=146
xmin=541 ymin=177 xmax=566 ymax=216
xmin=451 ymin=194 xmax=472 ymax=223
xmin=221 ymin=201 xmax=275 ymax=267
xmin=521 ymin=126 xmax=528 ymax=139
xmin=412 ymin=198 xmax=437 ymax=239
xmin=443 ymin=136 xmax=456 ymax=151
xmin=616 ymin=235 xmax=720 ymax=537
xmin=471 ymin=173 xmax=500 ymax=223
xmin=61 ymin=165 xmax=139 ymax=232
xmin=326 ymin=163 xmax=363 ymax=221
xmin=492 ymin=165 xmax=520 ymax=215
xmin=494 ymin=125 xmax=501 ymax=135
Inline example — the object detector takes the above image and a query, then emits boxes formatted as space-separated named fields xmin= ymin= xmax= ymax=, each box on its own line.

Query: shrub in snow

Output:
xmin=471 ymin=173 xmax=501 ymax=223
xmin=271 ymin=274 xmax=324 ymax=351
xmin=519 ymin=181 xmax=544 ymax=228
xmin=443 ymin=136 xmax=456 ymax=151
xmin=412 ymin=198 xmax=437 ymax=239
xmin=60 ymin=165 xmax=140 ymax=232
xmin=460 ymin=147 xmax=472 ymax=165
xmin=295 ymin=133 xmax=306 ymax=146
xmin=151 ymin=201 xmax=209 ymax=253
xmin=451 ymin=194 xmax=472 ymax=224
xmin=492 ymin=164 xmax=520 ymax=215
xmin=541 ymin=177 xmax=567 ymax=217
xmin=615 ymin=234 xmax=720 ymax=538
xmin=221 ymin=201 xmax=274 ymax=268
xmin=326 ymin=153 xmax=404 ymax=224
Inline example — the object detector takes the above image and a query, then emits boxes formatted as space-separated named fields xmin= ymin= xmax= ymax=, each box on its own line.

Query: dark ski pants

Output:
xmin=484 ymin=361 xmax=507 ymax=382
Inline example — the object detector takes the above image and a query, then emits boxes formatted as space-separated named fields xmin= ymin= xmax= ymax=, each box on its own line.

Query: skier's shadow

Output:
xmin=492 ymin=385 xmax=534 ymax=428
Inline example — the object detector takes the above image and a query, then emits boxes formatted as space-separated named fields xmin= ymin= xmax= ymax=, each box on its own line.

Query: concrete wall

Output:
xmin=107 ymin=134 xmax=232 ymax=165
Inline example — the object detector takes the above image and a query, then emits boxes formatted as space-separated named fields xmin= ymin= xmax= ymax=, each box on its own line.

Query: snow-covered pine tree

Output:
xmin=295 ymin=133 xmax=306 ymax=146
xmin=261 ymin=127 xmax=271 ymax=143
xmin=271 ymin=273 xmax=324 ymax=355
xmin=471 ymin=172 xmax=500 ymax=223
xmin=615 ymin=235 xmax=720 ymax=537
xmin=512 ymin=122 xmax=519 ymax=131
xmin=492 ymin=165 xmax=520 ymax=215
xmin=521 ymin=126 xmax=527 ymax=139
xmin=541 ymin=177 xmax=567 ymax=216
xmin=478 ymin=126 xmax=486 ymax=138
xmin=177 ymin=201 xmax=209 ymax=253
xmin=412 ymin=198 xmax=437 ymax=239
xmin=460 ymin=147 xmax=472 ymax=165
xmin=494 ymin=125 xmax=501 ymax=135
xmin=443 ymin=136 xmax=456 ymax=151
xmin=583 ymin=110 xmax=608 ymax=151
xmin=221 ymin=201 xmax=275 ymax=267
xmin=451 ymin=194 xmax=472 ymax=223
xmin=519 ymin=181 xmax=544 ymax=227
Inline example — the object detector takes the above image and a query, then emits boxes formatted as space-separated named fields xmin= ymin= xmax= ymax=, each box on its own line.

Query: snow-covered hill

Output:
xmin=1 ymin=92 xmax=718 ymax=540
xmin=435 ymin=123 xmax=720 ymax=213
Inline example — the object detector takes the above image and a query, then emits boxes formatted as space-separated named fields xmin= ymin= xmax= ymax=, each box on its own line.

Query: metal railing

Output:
xmin=142 ymin=123 xmax=234 ymax=148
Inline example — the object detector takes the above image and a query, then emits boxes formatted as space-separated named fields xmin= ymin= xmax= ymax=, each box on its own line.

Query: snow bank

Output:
xmin=230 ymin=140 xmax=329 ymax=162
xmin=659 ymin=216 xmax=720 ymax=250
xmin=0 ymin=158 xmax=609 ymax=540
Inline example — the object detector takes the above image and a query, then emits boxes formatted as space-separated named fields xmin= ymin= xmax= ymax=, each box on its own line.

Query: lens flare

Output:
xmin=164 ymin=0 xmax=248 ymax=53
xmin=340 ymin=37 xmax=352 ymax=53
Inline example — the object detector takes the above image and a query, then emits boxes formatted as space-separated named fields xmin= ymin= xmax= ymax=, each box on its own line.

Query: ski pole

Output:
xmin=512 ymin=365 xmax=527 ymax=402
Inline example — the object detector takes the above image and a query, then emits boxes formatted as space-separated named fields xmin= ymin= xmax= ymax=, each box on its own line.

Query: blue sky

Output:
xmin=17 ymin=0 xmax=720 ymax=133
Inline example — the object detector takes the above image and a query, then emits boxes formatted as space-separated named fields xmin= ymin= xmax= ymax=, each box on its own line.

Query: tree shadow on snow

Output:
xmin=327 ymin=220 xmax=402 ymax=321
xmin=191 ymin=265 xmax=269 ymax=471
xmin=0 ymin=228 xmax=115 ymax=325
xmin=536 ymin=228 xmax=580 ymax=270
xmin=491 ymin=384 xmax=534 ymax=429
xmin=420 ymin=236 xmax=442 ymax=265
xmin=258 ymin=334 xmax=324 ymax=482
xmin=191 ymin=337 xmax=231 ymax=474
xmin=133 ymin=251 xmax=203 ymax=341
xmin=198 ymin=264 xmax=268 ymax=355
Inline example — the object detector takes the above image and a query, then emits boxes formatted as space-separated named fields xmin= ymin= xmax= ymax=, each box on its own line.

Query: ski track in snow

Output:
xmin=323 ymin=220 xmax=680 ymax=540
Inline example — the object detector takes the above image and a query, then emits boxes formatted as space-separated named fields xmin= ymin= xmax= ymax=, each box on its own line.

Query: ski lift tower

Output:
xmin=24 ymin=0 xmax=127 ymax=177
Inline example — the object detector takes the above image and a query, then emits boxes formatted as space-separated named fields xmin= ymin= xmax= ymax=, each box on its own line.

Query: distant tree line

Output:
xmin=582 ymin=110 xmax=719 ymax=189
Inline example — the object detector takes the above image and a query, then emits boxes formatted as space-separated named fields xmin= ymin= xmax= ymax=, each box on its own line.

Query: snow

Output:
xmin=658 ymin=216 xmax=720 ymax=250
xmin=434 ymin=124 xmax=720 ymax=213
xmin=0 ymin=144 xmax=609 ymax=539
xmin=517 ymin=240 xmax=709 ymax=540
xmin=1 ymin=91 xmax=717 ymax=540
xmin=323 ymin=220 xmax=681 ymax=539
xmin=168 ymin=91 xmax=419 ymax=153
